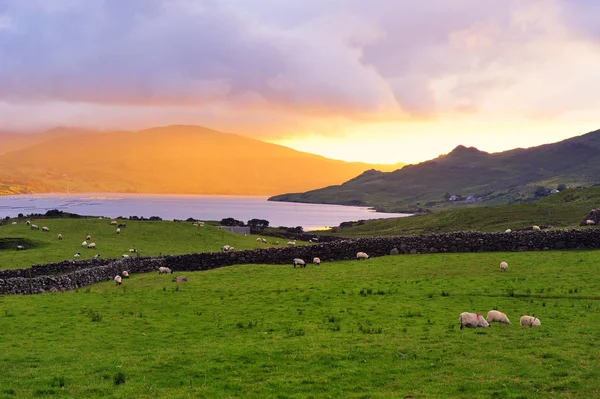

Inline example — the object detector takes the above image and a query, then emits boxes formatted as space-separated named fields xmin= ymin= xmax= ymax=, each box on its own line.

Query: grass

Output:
xmin=1 ymin=250 xmax=599 ymax=398
xmin=318 ymin=187 xmax=600 ymax=237
xmin=0 ymin=218 xmax=303 ymax=270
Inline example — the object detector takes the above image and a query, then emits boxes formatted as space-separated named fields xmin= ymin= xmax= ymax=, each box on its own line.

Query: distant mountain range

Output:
xmin=269 ymin=128 xmax=600 ymax=212
xmin=0 ymin=125 xmax=405 ymax=196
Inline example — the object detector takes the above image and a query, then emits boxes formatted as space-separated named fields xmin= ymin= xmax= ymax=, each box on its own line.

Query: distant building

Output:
xmin=217 ymin=226 xmax=250 ymax=234
xmin=550 ymin=189 xmax=560 ymax=194
xmin=466 ymin=196 xmax=476 ymax=203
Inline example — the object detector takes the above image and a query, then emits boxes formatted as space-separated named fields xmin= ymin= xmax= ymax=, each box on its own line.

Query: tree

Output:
xmin=247 ymin=218 xmax=269 ymax=233
xmin=444 ymin=192 xmax=451 ymax=200
xmin=534 ymin=186 xmax=549 ymax=198
xmin=220 ymin=217 xmax=245 ymax=227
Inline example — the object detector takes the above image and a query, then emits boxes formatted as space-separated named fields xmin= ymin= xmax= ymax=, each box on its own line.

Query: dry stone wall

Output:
xmin=2 ymin=228 xmax=600 ymax=295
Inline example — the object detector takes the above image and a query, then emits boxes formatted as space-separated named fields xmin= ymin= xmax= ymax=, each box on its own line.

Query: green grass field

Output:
xmin=0 ymin=218 xmax=301 ymax=270
xmin=1 ymin=251 xmax=599 ymax=398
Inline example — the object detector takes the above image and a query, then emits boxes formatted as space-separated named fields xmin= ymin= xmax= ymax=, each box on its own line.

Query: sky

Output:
xmin=0 ymin=0 xmax=599 ymax=164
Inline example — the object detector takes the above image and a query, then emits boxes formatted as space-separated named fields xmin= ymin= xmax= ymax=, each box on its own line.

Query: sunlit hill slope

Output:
xmin=0 ymin=125 xmax=404 ymax=196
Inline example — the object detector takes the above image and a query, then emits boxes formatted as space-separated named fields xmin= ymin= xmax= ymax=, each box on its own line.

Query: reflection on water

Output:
xmin=0 ymin=193 xmax=411 ymax=230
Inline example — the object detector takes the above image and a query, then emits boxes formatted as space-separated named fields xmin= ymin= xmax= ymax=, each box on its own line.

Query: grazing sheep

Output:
xmin=11 ymin=221 xmax=17 ymax=225
xmin=57 ymin=234 xmax=63 ymax=240
xmin=486 ymin=310 xmax=510 ymax=325
xmin=287 ymin=241 xmax=296 ymax=246
xmin=313 ymin=257 xmax=321 ymax=265
xmin=110 ymin=221 xmax=117 ymax=225
xmin=31 ymin=224 xmax=39 ymax=230
xmin=262 ymin=238 xmax=267 ymax=243
xmin=500 ymin=261 xmax=508 ymax=272
xmin=459 ymin=312 xmax=490 ymax=330
xmin=256 ymin=237 xmax=262 ymax=242
xmin=586 ymin=219 xmax=595 ymax=225
xmin=86 ymin=234 xmax=91 ymax=240
xmin=504 ymin=229 xmax=512 ymax=233
xmin=222 ymin=245 xmax=231 ymax=252
xmin=116 ymin=228 xmax=121 ymax=234
xmin=158 ymin=266 xmax=173 ymax=274
xmin=94 ymin=254 xmax=100 ymax=259
xmin=74 ymin=253 xmax=81 ymax=258
xmin=26 ymin=220 xmax=31 ymax=226
xmin=275 ymin=241 xmax=279 ymax=245
xmin=122 ymin=271 xmax=130 ymax=278
xmin=293 ymin=258 xmax=306 ymax=268
xmin=114 ymin=275 xmax=122 ymax=285
xmin=198 ymin=222 xmax=204 ymax=227
xmin=122 ymin=254 xmax=130 ymax=258
xmin=356 ymin=252 xmax=369 ymax=261
xmin=87 ymin=243 xmax=96 ymax=249
xmin=192 ymin=223 xmax=199 ymax=227
xmin=118 ymin=223 xmax=127 ymax=228
xmin=81 ymin=241 xmax=88 ymax=248
xmin=532 ymin=225 xmax=541 ymax=231
xmin=520 ymin=315 xmax=541 ymax=327
xmin=129 ymin=248 xmax=137 ymax=253
xmin=41 ymin=226 xmax=49 ymax=232
xmin=16 ymin=245 xmax=25 ymax=250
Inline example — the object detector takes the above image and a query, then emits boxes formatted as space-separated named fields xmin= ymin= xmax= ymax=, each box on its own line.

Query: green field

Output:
xmin=1 ymin=251 xmax=599 ymax=398
xmin=0 ymin=218 xmax=299 ymax=270
xmin=320 ymin=187 xmax=600 ymax=237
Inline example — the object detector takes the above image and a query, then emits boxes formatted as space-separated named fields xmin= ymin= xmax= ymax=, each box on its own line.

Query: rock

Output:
xmin=390 ymin=248 xmax=399 ymax=255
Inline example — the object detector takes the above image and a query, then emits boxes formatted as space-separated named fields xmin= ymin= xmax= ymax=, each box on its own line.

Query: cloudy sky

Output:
xmin=1 ymin=0 xmax=599 ymax=163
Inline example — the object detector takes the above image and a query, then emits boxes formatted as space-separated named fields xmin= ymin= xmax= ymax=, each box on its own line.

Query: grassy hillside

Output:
xmin=0 ymin=125 xmax=404 ymax=196
xmin=269 ymin=128 xmax=600 ymax=212
xmin=320 ymin=187 xmax=600 ymax=237
xmin=0 ymin=218 xmax=302 ymax=270
xmin=1 ymin=251 xmax=598 ymax=398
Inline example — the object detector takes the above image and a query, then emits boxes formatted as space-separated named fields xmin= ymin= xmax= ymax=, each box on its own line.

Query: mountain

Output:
xmin=0 ymin=125 xmax=405 ymax=196
xmin=268 ymin=128 xmax=600 ymax=212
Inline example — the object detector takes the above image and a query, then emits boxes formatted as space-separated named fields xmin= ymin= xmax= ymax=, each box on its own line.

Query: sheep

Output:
xmin=313 ymin=257 xmax=321 ymax=265
xmin=110 ymin=221 xmax=117 ymax=225
xmin=356 ymin=252 xmax=369 ymax=261
xmin=158 ymin=266 xmax=173 ymax=274
xmin=287 ymin=241 xmax=296 ymax=246
xmin=500 ymin=261 xmax=508 ymax=272
xmin=504 ymin=229 xmax=512 ymax=233
xmin=198 ymin=222 xmax=204 ymax=227
xmin=122 ymin=254 xmax=130 ymax=258
xmin=222 ymin=245 xmax=231 ymax=252
xmin=192 ymin=223 xmax=199 ymax=227
xmin=293 ymin=258 xmax=306 ymax=268
xmin=122 ymin=271 xmax=130 ymax=278
xmin=129 ymin=248 xmax=137 ymax=253
xmin=26 ymin=220 xmax=31 ymax=226
xmin=118 ymin=223 xmax=127 ymax=228
xmin=86 ymin=234 xmax=91 ymax=240
xmin=262 ymin=238 xmax=267 ymax=243
xmin=532 ymin=225 xmax=541 ymax=231
xmin=57 ymin=234 xmax=63 ymax=240
xmin=81 ymin=241 xmax=88 ymax=248
xmin=520 ymin=315 xmax=541 ymax=327
xmin=116 ymin=228 xmax=121 ymax=234
xmin=16 ymin=245 xmax=25 ymax=250
xmin=486 ymin=310 xmax=510 ymax=325
xmin=256 ymin=237 xmax=262 ymax=242
xmin=172 ymin=276 xmax=187 ymax=283
xmin=586 ymin=219 xmax=595 ymax=225
xmin=31 ymin=224 xmax=39 ymax=230
xmin=114 ymin=275 xmax=122 ymax=285
xmin=74 ymin=253 xmax=81 ymax=258
xmin=94 ymin=254 xmax=100 ymax=259
xmin=275 ymin=241 xmax=279 ymax=245
xmin=11 ymin=221 xmax=17 ymax=225
xmin=87 ymin=243 xmax=96 ymax=249
xmin=459 ymin=312 xmax=490 ymax=330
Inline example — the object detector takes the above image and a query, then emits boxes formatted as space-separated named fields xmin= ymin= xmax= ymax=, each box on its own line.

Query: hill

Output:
xmin=315 ymin=186 xmax=600 ymax=237
xmin=0 ymin=125 xmax=404 ymax=196
xmin=269 ymin=128 xmax=600 ymax=212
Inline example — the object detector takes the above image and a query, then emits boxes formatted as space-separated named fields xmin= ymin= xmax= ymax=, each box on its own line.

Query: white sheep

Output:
xmin=192 ymin=223 xmax=199 ymax=227
xmin=520 ymin=315 xmax=541 ymax=327
xmin=114 ymin=275 xmax=122 ymax=285
xmin=26 ymin=220 xmax=31 ymax=226
xmin=81 ymin=241 xmax=88 ymax=248
xmin=293 ymin=258 xmax=306 ymax=268
xmin=94 ymin=254 xmax=100 ymax=259
xmin=504 ymin=229 xmax=512 ymax=233
xmin=158 ymin=266 xmax=173 ymax=274
xmin=110 ymin=220 xmax=117 ymax=225
xmin=486 ymin=310 xmax=510 ymax=325
xmin=122 ymin=271 xmax=130 ymax=279
xmin=262 ymin=238 xmax=267 ymax=243
xmin=41 ymin=226 xmax=49 ymax=232
xmin=500 ymin=261 xmax=508 ymax=272
xmin=222 ymin=245 xmax=231 ymax=252
xmin=116 ymin=228 xmax=121 ymax=234
xmin=16 ymin=245 xmax=25 ymax=250
xmin=122 ymin=254 xmax=130 ymax=258
xmin=459 ymin=312 xmax=490 ymax=330
xmin=11 ymin=221 xmax=17 ymax=225
xmin=356 ymin=252 xmax=369 ymax=261
xmin=532 ymin=225 xmax=541 ymax=231
xmin=74 ymin=253 xmax=81 ymax=258
xmin=256 ymin=237 xmax=262 ymax=242
xmin=313 ymin=257 xmax=321 ymax=265
xmin=199 ymin=222 xmax=205 ymax=227
xmin=275 ymin=241 xmax=279 ymax=245
xmin=86 ymin=234 xmax=91 ymax=240
xmin=87 ymin=243 xmax=96 ymax=249
xmin=58 ymin=234 xmax=63 ymax=240
xmin=287 ymin=241 xmax=296 ymax=246
xmin=31 ymin=224 xmax=39 ymax=230
xmin=586 ymin=219 xmax=595 ymax=225
xmin=129 ymin=248 xmax=137 ymax=253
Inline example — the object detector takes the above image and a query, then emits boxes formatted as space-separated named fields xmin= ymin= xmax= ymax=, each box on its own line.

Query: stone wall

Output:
xmin=2 ymin=228 xmax=600 ymax=295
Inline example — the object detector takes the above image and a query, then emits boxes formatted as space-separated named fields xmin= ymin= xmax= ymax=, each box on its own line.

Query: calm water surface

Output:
xmin=0 ymin=194 xmax=411 ymax=230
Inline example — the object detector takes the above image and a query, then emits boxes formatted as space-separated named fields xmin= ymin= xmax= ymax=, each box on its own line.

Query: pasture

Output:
xmin=1 ymin=250 xmax=599 ymax=398
xmin=0 ymin=218 xmax=297 ymax=270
